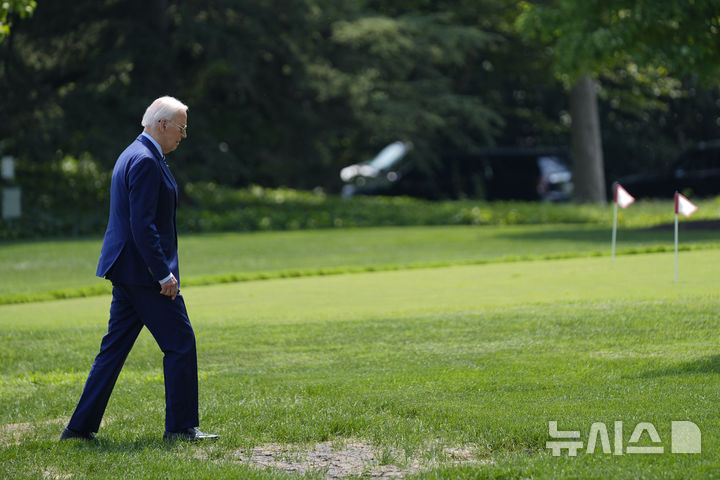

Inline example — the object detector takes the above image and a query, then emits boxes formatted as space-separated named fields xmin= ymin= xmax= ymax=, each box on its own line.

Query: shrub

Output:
xmin=3 ymin=179 xmax=720 ymax=241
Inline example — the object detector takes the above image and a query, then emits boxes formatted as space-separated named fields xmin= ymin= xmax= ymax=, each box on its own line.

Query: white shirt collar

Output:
xmin=141 ymin=132 xmax=164 ymax=159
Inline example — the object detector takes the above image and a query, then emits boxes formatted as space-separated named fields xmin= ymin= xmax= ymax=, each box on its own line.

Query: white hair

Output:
xmin=141 ymin=96 xmax=188 ymax=127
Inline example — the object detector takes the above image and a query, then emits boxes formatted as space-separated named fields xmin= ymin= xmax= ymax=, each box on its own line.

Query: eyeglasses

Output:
xmin=167 ymin=121 xmax=187 ymax=134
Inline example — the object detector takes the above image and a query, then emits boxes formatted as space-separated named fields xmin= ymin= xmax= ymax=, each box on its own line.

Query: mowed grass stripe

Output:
xmin=3 ymin=224 xmax=720 ymax=304
xmin=1 ymin=249 xmax=717 ymax=328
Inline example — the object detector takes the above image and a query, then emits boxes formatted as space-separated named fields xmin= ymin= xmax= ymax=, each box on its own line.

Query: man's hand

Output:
xmin=159 ymin=274 xmax=178 ymax=300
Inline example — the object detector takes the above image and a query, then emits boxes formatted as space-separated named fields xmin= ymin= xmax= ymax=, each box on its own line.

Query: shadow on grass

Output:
xmin=638 ymin=355 xmax=720 ymax=378
xmin=52 ymin=435 xmax=189 ymax=453
xmin=496 ymin=227 xmax=608 ymax=244
xmin=497 ymin=227 xmax=720 ymax=245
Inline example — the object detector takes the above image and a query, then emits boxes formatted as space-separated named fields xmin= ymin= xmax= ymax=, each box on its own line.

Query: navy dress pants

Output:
xmin=67 ymin=283 xmax=199 ymax=433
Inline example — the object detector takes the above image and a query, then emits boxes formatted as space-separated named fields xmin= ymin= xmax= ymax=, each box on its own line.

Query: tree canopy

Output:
xmin=0 ymin=0 xmax=35 ymax=41
xmin=517 ymin=0 xmax=720 ymax=84
xmin=516 ymin=0 xmax=720 ymax=203
xmin=1 ymin=0 xmax=718 ymax=200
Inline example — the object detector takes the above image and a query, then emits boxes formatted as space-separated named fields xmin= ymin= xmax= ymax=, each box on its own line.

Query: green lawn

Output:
xmin=1 ymin=239 xmax=720 ymax=478
xmin=2 ymin=223 xmax=719 ymax=304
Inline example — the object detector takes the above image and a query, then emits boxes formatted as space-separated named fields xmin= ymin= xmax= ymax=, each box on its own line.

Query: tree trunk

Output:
xmin=151 ymin=0 xmax=169 ymax=33
xmin=570 ymin=75 xmax=607 ymax=204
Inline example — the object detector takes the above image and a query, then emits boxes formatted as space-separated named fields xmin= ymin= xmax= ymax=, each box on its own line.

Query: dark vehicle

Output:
xmin=614 ymin=140 xmax=720 ymax=199
xmin=340 ymin=142 xmax=573 ymax=201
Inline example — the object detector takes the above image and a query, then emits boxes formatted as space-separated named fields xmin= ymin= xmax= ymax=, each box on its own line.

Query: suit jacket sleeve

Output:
xmin=127 ymin=156 xmax=171 ymax=282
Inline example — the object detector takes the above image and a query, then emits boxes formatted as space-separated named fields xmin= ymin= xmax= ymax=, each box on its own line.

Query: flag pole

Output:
xmin=611 ymin=202 xmax=618 ymax=262
xmin=674 ymin=191 xmax=679 ymax=282
xmin=674 ymin=212 xmax=679 ymax=282
xmin=673 ymin=191 xmax=698 ymax=282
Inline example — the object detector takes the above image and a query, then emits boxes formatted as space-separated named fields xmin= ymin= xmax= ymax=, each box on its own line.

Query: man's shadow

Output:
xmin=61 ymin=436 xmax=183 ymax=451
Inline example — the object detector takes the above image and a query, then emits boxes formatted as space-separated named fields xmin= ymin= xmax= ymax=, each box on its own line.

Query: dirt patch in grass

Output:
xmin=0 ymin=418 xmax=67 ymax=446
xmin=0 ymin=422 xmax=32 ymax=446
xmin=0 ymin=417 xmax=116 ymax=446
xmin=42 ymin=467 xmax=73 ymax=480
xmin=219 ymin=438 xmax=491 ymax=478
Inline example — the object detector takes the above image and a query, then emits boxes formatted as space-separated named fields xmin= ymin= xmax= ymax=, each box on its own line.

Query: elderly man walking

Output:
xmin=61 ymin=96 xmax=218 ymax=442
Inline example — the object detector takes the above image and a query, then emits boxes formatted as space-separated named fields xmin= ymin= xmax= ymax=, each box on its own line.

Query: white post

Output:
xmin=674 ymin=213 xmax=679 ymax=282
xmin=611 ymin=202 xmax=618 ymax=262
xmin=1 ymin=156 xmax=15 ymax=180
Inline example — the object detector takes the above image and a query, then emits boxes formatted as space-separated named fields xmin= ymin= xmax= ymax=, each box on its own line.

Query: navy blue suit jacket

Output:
xmin=96 ymin=135 xmax=180 ymax=287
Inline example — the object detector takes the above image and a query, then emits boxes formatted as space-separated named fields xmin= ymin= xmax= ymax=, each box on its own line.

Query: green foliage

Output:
xmin=0 ymin=0 xmax=718 ymax=221
xmin=0 ymin=0 xmax=35 ymax=40
xmin=180 ymin=183 xmax=720 ymax=233
xmin=325 ymin=11 xmax=503 ymax=162
xmin=512 ymin=0 xmax=720 ymax=188
xmin=0 ymin=154 xmax=110 ymax=239
xmin=5 ymin=172 xmax=720 ymax=240
xmin=0 ymin=0 xmax=506 ymax=192
xmin=516 ymin=0 xmax=720 ymax=84
xmin=180 ymin=183 xmax=490 ymax=232
xmin=515 ymin=0 xmax=720 ymax=204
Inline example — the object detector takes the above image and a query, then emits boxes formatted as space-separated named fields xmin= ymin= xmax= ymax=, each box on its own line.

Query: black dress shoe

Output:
xmin=163 ymin=427 xmax=219 ymax=441
xmin=60 ymin=427 xmax=97 ymax=441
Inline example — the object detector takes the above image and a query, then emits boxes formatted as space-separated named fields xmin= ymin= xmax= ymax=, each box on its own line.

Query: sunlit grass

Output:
xmin=1 ymin=249 xmax=719 ymax=478
xmin=3 ymin=222 xmax=720 ymax=304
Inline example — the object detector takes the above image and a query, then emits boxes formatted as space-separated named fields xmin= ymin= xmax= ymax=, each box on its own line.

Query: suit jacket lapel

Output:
xmin=136 ymin=135 xmax=179 ymax=247
xmin=136 ymin=135 xmax=178 ymax=195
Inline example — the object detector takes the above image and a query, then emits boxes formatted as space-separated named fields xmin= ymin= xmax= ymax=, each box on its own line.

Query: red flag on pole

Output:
xmin=614 ymin=184 xmax=635 ymax=209
xmin=675 ymin=193 xmax=697 ymax=217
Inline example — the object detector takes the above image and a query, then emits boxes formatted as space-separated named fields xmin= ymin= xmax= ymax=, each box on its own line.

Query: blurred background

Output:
xmin=1 ymin=0 xmax=719 ymax=239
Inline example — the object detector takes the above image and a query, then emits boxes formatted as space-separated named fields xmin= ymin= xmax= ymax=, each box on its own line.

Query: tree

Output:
xmin=0 ymin=0 xmax=36 ymax=41
xmin=569 ymin=75 xmax=605 ymax=203
xmin=314 ymin=7 xmax=503 ymax=177
xmin=1 ymin=0 xmax=505 ymax=192
xmin=516 ymin=0 xmax=720 ymax=204
xmin=4 ymin=0 xmax=715 ymax=205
